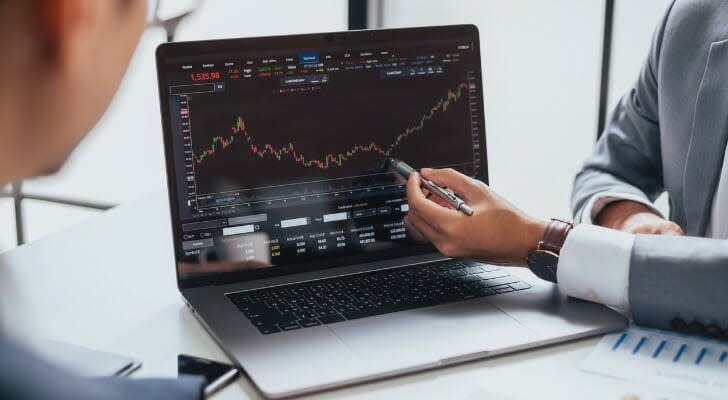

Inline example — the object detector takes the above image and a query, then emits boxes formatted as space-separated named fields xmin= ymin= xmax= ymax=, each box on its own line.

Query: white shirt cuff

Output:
xmin=579 ymin=192 xmax=663 ymax=224
xmin=557 ymin=224 xmax=635 ymax=314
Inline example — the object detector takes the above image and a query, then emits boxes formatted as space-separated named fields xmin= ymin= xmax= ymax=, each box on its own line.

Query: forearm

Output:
xmin=595 ymin=200 xmax=657 ymax=228
xmin=572 ymin=169 xmax=661 ymax=223
xmin=597 ymin=199 xmax=661 ymax=228
xmin=594 ymin=199 xmax=683 ymax=235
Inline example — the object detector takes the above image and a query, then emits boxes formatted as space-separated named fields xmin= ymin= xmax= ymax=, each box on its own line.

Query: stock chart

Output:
xmin=187 ymin=75 xmax=476 ymax=198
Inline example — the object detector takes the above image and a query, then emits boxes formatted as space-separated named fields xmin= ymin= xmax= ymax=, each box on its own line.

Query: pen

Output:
xmin=388 ymin=157 xmax=474 ymax=216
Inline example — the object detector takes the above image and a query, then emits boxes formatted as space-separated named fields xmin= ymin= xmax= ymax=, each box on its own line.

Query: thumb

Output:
xmin=420 ymin=168 xmax=483 ymax=201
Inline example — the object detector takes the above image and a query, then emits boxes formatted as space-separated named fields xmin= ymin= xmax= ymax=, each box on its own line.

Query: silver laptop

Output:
xmin=155 ymin=25 xmax=626 ymax=398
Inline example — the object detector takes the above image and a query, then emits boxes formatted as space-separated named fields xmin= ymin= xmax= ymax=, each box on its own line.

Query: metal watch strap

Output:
xmin=538 ymin=219 xmax=574 ymax=254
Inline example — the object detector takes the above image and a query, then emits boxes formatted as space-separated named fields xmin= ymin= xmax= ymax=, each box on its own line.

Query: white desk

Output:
xmin=0 ymin=192 xmax=689 ymax=399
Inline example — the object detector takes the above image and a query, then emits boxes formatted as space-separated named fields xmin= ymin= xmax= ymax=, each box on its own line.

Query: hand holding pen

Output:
xmin=388 ymin=157 xmax=474 ymax=216
xmin=397 ymin=159 xmax=550 ymax=266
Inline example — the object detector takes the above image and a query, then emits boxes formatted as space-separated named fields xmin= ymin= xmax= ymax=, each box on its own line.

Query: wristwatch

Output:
xmin=526 ymin=218 xmax=574 ymax=283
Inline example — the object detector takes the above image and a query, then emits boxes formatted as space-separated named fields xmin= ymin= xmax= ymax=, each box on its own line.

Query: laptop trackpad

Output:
xmin=330 ymin=298 xmax=539 ymax=367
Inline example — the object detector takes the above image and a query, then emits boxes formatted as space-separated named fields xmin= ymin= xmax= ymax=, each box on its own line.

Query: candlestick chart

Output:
xmin=195 ymin=82 xmax=470 ymax=169
xmin=188 ymin=79 xmax=478 ymax=197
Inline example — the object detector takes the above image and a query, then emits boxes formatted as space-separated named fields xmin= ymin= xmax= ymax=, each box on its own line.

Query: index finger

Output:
xmin=420 ymin=168 xmax=483 ymax=202
xmin=406 ymin=172 xmax=462 ymax=224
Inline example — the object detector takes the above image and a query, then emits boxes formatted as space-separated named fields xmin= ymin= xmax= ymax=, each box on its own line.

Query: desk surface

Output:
xmin=0 ymin=192 xmax=692 ymax=399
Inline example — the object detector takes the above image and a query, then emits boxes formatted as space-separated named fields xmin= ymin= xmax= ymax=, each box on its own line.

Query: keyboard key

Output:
xmin=475 ymin=270 xmax=509 ymax=280
xmin=447 ymin=269 xmax=467 ymax=277
xmin=341 ymin=308 xmax=380 ymax=320
xmin=481 ymin=275 xmax=520 ymax=288
xmin=295 ymin=311 xmax=317 ymax=320
xmin=299 ymin=319 xmax=321 ymax=328
xmin=476 ymin=287 xmax=496 ymax=296
xmin=230 ymin=295 xmax=252 ymax=305
xmin=334 ymin=304 xmax=358 ymax=314
xmin=461 ymin=292 xmax=478 ymax=300
xmin=510 ymin=281 xmax=532 ymax=291
xmin=318 ymin=313 xmax=346 ymax=324
xmin=279 ymin=321 xmax=301 ymax=331
xmin=277 ymin=305 xmax=294 ymax=314
xmin=258 ymin=325 xmax=281 ymax=335
xmin=493 ymin=285 xmax=514 ymax=294
xmin=465 ymin=265 xmax=484 ymax=274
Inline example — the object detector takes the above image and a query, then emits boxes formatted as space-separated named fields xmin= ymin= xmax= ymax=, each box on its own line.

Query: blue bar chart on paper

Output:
xmin=582 ymin=326 xmax=728 ymax=398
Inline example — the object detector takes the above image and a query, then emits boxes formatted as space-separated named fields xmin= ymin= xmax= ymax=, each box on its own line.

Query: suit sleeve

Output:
xmin=0 ymin=334 xmax=205 ymax=400
xmin=629 ymin=235 xmax=728 ymax=332
xmin=570 ymin=2 xmax=675 ymax=221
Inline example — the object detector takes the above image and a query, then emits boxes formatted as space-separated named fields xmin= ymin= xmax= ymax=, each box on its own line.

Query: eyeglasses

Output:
xmin=146 ymin=0 xmax=205 ymax=42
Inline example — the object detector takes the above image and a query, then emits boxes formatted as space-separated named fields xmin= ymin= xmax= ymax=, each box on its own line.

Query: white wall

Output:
xmin=174 ymin=0 xmax=348 ymax=41
xmin=607 ymin=0 xmax=673 ymax=113
xmin=380 ymin=0 xmax=604 ymax=219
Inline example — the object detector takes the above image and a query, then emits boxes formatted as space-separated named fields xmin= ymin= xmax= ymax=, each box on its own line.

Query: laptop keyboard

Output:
xmin=227 ymin=260 xmax=531 ymax=335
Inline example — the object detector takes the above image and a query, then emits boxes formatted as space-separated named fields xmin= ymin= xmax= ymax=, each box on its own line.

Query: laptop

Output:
xmin=155 ymin=25 xmax=626 ymax=398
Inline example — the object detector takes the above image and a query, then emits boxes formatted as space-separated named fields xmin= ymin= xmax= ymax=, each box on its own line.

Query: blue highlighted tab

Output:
xmin=299 ymin=52 xmax=319 ymax=64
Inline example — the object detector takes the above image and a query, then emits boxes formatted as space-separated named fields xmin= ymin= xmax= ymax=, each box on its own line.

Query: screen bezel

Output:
xmin=155 ymin=24 xmax=488 ymax=290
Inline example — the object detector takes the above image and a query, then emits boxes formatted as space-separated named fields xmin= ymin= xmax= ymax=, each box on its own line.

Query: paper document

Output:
xmin=582 ymin=326 xmax=728 ymax=398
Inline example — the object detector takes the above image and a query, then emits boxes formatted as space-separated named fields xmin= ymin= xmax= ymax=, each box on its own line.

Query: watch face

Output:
xmin=527 ymin=250 xmax=559 ymax=283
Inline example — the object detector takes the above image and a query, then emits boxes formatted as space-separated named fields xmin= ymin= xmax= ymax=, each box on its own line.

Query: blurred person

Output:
xmin=0 ymin=0 xmax=206 ymax=398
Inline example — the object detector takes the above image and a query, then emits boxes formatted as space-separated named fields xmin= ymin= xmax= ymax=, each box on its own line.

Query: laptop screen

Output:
xmin=156 ymin=25 xmax=487 ymax=288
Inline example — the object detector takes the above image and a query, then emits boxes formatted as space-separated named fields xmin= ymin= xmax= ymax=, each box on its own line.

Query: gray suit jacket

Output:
xmin=0 ymin=333 xmax=205 ymax=399
xmin=572 ymin=0 xmax=728 ymax=334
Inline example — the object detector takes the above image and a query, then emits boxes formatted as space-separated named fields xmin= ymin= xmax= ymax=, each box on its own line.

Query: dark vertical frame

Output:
xmin=10 ymin=183 xmax=24 ymax=246
xmin=597 ymin=0 xmax=615 ymax=139
xmin=348 ymin=0 xmax=369 ymax=30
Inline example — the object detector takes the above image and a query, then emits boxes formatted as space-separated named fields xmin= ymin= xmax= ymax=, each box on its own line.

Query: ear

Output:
xmin=32 ymin=0 xmax=96 ymax=74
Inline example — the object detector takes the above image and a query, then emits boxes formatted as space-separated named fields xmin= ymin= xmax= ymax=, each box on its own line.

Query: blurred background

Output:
xmin=0 ymin=0 xmax=672 ymax=251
